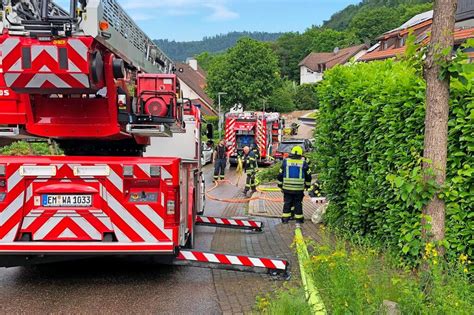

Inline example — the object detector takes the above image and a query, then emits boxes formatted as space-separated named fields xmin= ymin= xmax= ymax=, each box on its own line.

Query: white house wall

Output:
xmin=300 ymin=66 xmax=323 ymax=84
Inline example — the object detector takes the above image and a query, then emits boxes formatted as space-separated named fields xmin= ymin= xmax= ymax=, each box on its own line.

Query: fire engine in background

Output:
xmin=0 ymin=0 xmax=289 ymax=277
xmin=225 ymin=111 xmax=283 ymax=166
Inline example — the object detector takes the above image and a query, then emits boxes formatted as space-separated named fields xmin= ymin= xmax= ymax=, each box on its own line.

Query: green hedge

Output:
xmin=315 ymin=59 xmax=473 ymax=266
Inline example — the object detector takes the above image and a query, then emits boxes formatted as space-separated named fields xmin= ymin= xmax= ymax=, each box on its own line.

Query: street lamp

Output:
xmin=217 ymin=92 xmax=227 ymax=139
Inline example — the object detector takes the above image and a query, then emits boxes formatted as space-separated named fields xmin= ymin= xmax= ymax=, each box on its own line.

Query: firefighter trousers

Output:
xmin=245 ymin=171 xmax=257 ymax=192
xmin=282 ymin=191 xmax=304 ymax=223
xmin=214 ymin=158 xmax=226 ymax=180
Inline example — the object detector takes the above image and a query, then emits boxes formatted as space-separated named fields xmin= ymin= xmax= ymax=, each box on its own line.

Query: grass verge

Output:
xmin=257 ymin=227 xmax=473 ymax=314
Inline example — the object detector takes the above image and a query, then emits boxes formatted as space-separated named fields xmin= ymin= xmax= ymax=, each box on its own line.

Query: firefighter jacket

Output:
xmin=277 ymin=157 xmax=311 ymax=193
xmin=308 ymin=180 xmax=322 ymax=197
xmin=241 ymin=151 xmax=258 ymax=174
xmin=252 ymin=146 xmax=261 ymax=160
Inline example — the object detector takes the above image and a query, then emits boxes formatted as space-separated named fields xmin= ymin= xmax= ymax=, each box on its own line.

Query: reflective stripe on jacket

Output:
xmin=277 ymin=157 xmax=311 ymax=192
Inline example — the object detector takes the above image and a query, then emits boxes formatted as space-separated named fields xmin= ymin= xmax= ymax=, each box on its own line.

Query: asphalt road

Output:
xmin=0 ymin=164 xmax=230 ymax=314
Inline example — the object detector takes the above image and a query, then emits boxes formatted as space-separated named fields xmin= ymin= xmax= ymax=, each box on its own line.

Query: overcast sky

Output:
xmin=56 ymin=0 xmax=359 ymax=41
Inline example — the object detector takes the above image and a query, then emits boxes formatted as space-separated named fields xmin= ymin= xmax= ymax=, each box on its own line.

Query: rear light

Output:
xmin=74 ymin=165 xmax=110 ymax=176
xmin=150 ymin=166 xmax=161 ymax=177
xmin=0 ymin=165 xmax=5 ymax=176
xmin=123 ymin=165 xmax=134 ymax=177
xmin=20 ymin=165 xmax=56 ymax=176
xmin=0 ymin=180 xmax=5 ymax=187
xmin=167 ymin=200 xmax=175 ymax=215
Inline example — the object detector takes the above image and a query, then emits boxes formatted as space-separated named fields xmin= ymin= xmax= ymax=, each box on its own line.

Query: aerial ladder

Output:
xmin=0 ymin=0 xmax=289 ymax=278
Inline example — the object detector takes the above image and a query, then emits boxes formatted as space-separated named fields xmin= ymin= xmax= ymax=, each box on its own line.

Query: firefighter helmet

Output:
xmin=291 ymin=145 xmax=303 ymax=156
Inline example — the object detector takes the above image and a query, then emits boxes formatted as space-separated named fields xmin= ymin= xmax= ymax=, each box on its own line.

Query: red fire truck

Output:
xmin=224 ymin=111 xmax=283 ymax=165
xmin=0 ymin=0 xmax=289 ymax=277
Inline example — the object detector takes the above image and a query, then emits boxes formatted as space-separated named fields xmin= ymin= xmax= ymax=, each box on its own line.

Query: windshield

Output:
xmin=278 ymin=142 xmax=303 ymax=153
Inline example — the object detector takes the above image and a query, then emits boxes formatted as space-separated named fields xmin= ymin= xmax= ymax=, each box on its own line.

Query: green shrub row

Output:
xmin=314 ymin=59 xmax=473 ymax=267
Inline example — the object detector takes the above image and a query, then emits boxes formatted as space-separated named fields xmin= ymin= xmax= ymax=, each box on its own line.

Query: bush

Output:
xmin=293 ymin=84 xmax=319 ymax=110
xmin=314 ymin=58 xmax=473 ymax=267
xmin=268 ymin=81 xmax=296 ymax=113
xmin=307 ymin=231 xmax=474 ymax=314
xmin=256 ymin=162 xmax=281 ymax=184
xmin=0 ymin=141 xmax=56 ymax=156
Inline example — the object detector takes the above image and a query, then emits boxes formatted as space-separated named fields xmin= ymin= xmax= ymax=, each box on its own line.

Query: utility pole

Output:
xmin=422 ymin=0 xmax=458 ymax=251
xmin=217 ymin=92 xmax=227 ymax=139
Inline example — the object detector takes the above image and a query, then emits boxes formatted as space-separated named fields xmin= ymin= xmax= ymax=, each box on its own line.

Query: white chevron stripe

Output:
xmin=72 ymin=217 xmax=101 ymax=239
xmin=0 ymin=192 xmax=24 ymax=226
xmin=106 ymin=191 xmax=158 ymax=242
xmin=7 ymin=168 xmax=22 ymax=193
xmin=31 ymin=45 xmax=58 ymax=61
xmin=3 ymin=73 xmax=20 ymax=86
xmin=68 ymin=39 xmax=88 ymax=60
xmin=108 ymin=168 xmax=123 ymax=192
xmin=34 ymin=217 xmax=62 ymax=239
xmin=135 ymin=204 xmax=172 ymax=239
xmin=26 ymin=74 xmax=71 ymax=88
xmin=0 ymin=223 xmax=20 ymax=243
xmin=58 ymin=228 xmax=77 ymax=238
xmin=1 ymin=38 xmax=20 ymax=58
xmin=70 ymin=73 xmax=90 ymax=88
xmin=8 ymin=58 xmax=22 ymax=71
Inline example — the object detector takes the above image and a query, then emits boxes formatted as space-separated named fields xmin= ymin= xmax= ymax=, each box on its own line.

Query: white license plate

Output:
xmin=42 ymin=194 xmax=92 ymax=207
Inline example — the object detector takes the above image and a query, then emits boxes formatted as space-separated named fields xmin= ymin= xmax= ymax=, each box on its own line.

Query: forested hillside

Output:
xmin=273 ymin=0 xmax=433 ymax=81
xmin=323 ymin=0 xmax=433 ymax=30
xmin=154 ymin=31 xmax=282 ymax=61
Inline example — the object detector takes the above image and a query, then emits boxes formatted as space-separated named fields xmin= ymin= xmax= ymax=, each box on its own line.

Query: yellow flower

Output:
xmin=433 ymin=259 xmax=438 ymax=265
xmin=463 ymin=268 xmax=468 ymax=273
xmin=459 ymin=254 xmax=468 ymax=263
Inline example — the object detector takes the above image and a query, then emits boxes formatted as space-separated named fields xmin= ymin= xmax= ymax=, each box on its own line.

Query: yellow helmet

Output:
xmin=291 ymin=145 xmax=303 ymax=156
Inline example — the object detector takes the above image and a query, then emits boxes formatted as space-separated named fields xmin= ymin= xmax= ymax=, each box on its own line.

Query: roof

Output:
xmin=359 ymin=47 xmax=406 ymax=62
xmin=298 ymin=44 xmax=368 ymax=71
xmin=393 ymin=10 xmax=433 ymax=33
xmin=175 ymin=63 xmax=217 ymax=116
xmin=360 ymin=27 xmax=474 ymax=62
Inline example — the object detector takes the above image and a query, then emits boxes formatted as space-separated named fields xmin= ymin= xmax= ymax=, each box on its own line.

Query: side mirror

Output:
xmin=206 ymin=123 xmax=214 ymax=140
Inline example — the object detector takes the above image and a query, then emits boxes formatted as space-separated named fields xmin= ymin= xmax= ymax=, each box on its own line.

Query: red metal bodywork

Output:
xmin=224 ymin=112 xmax=281 ymax=162
xmin=0 ymin=156 xmax=197 ymax=254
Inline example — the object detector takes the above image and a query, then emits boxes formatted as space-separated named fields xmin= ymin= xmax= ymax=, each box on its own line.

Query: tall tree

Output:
xmin=206 ymin=38 xmax=281 ymax=111
xmin=422 ymin=0 xmax=458 ymax=249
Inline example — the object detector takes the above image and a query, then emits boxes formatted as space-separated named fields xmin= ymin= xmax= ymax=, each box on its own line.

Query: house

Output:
xmin=175 ymin=58 xmax=217 ymax=117
xmin=298 ymin=44 xmax=368 ymax=84
xmin=360 ymin=1 xmax=474 ymax=62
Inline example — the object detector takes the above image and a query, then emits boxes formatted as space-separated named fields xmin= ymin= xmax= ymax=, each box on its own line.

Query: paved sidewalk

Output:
xmin=248 ymin=187 xmax=327 ymax=219
xmin=204 ymin=179 xmax=324 ymax=314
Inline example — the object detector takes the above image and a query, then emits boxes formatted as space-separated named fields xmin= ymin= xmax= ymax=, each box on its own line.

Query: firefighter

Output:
xmin=251 ymin=143 xmax=261 ymax=160
xmin=241 ymin=146 xmax=258 ymax=195
xmin=213 ymin=139 xmax=228 ymax=181
xmin=277 ymin=145 xmax=311 ymax=224
xmin=308 ymin=179 xmax=323 ymax=199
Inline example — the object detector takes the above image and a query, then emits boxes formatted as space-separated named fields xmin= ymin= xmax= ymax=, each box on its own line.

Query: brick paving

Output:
xmin=249 ymin=187 xmax=327 ymax=219
xmin=207 ymin=186 xmax=323 ymax=314
xmin=201 ymin=166 xmax=327 ymax=314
